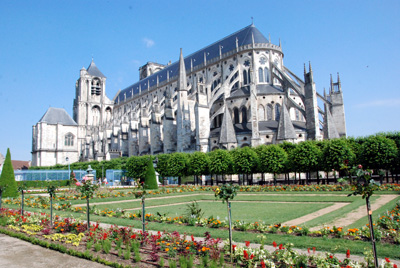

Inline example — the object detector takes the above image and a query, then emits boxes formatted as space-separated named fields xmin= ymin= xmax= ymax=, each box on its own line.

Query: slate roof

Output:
xmin=38 ymin=107 xmax=77 ymax=126
xmin=87 ymin=60 xmax=106 ymax=78
xmin=116 ymin=24 xmax=270 ymax=103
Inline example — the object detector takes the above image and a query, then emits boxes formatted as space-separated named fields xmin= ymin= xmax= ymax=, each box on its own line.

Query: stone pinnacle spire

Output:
xmin=178 ymin=48 xmax=187 ymax=91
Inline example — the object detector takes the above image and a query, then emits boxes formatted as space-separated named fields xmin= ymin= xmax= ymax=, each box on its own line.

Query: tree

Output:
xmin=359 ymin=135 xmax=398 ymax=171
xmin=188 ymin=151 xmax=210 ymax=184
xmin=322 ymin=138 xmax=355 ymax=172
xmin=208 ymin=149 xmax=233 ymax=184
xmin=143 ymin=157 xmax=158 ymax=189
xmin=289 ymin=141 xmax=321 ymax=173
xmin=167 ymin=152 xmax=188 ymax=185
xmin=126 ymin=155 xmax=149 ymax=183
xmin=256 ymin=144 xmax=287 ymax=175
xmin=0 ymin=148 xmax=18 ymax=198
xmin=230 ymin=147 xmax=258 ymax=184
xmin=155 ymin=154 xmax=170 ymax=183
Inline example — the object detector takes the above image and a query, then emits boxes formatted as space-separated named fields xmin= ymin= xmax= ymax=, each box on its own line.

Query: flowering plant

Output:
xmin=75 ymin=176 xmax=98 ymax=199
xmin=214 ymin=184 xmax=239 ymax=203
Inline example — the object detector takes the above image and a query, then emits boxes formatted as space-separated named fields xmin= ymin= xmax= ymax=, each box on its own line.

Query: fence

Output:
xmin=14 ymin=170 xmax=96 ymax=182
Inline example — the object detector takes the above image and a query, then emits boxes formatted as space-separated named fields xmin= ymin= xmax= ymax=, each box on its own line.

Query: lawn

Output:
xmin=142 ymin=200 xmax=333 ymax=224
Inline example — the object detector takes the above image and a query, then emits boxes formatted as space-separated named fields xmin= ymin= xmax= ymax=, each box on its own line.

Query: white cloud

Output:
xmin=142 ymin=37 xmax=155 ymax=48
xmin=354 ymin=98 xmax=400 ymax=108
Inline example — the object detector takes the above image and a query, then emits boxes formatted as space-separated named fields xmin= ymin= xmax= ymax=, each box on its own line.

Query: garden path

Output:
xmin=310 ymin=194 xmax=398 ymax=231
xmin=0 ymin=233 xmax=108 ymax=268
xmin=282 ymin=202 xmax=350 ymax=226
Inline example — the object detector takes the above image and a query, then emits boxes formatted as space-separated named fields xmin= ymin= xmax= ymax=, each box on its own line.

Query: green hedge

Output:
xmin=17 ymin=180 xmax=69 ymax=188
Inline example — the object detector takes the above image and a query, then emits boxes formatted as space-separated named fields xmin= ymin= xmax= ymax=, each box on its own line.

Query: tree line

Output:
xmin=30 ymin=132 xmax=400 ymax=184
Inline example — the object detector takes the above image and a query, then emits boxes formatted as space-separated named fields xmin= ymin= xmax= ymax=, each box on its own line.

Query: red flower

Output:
xmin=250 ymin=254 xmax=254 ymax=260
xmin=312 ymin=247 xmax=316 ymax=253
xmin=261 ymin=260 xmax=266 ymax=268
xmin=245 ymin=241 xmax=250 ymax=247
xmin=307 ymin=248 xmax=310 ymax=254
xmin=244 ymin=250 xmax=249 ymax=260
xmin=279 ymin=244 xmax=284 ymax=250
xmin=272 ymin=241 xmax=277 ymax=248
xmin=357 ymin=164 xmax=363 ymax=169
xmin=346 ymin=249 xmax=350 ymax=258
xmin=131 ymin=234 xmax=136 ymax=239
xmin=329 ymin=255 xmax=333 ymax=259
xmin=385 ymin=258 xmax=390 ymax=263
xmin=232 ymin=245 xmax=236 ymax=252
xmin=191 ymin=234 xmax=194 ymax=241
xmin=393 ymin=264 xmax=397 ymax=268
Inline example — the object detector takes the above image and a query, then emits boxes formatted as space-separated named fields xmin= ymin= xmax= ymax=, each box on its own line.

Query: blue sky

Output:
xmin=0 ymin=0 xmax=399 ymax=161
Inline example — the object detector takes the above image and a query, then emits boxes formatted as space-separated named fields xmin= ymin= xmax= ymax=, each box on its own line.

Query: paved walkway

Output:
xmin=0 ymin=233 xmax=107 ymax=268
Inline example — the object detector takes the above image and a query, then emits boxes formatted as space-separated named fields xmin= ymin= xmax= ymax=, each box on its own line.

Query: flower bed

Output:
xmin=2 ymin=208 xmax=398 ymax=268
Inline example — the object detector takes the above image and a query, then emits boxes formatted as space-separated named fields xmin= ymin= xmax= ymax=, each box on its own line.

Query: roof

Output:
xmin=117 ymin=24 xmax=270 ymax=103
xmin=87 ymin=60 xmax=106 ymax=78
xmin=38 ymin=107 xmax=77 ymax=126
xmin=11 ymin=160 xmax=31 ymax=170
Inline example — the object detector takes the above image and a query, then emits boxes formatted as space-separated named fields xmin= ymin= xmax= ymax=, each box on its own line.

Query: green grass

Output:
xmin=144 ymin=200 xmax=332 ymax=224
xmin=302 ymin=196 xmax=379 ymax=228
xmin=347 ymin=196 xmax=400 ymax=229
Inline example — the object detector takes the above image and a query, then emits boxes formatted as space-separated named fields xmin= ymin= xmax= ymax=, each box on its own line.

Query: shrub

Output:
xmin=0 ymin=148 xmax=18 ymax=198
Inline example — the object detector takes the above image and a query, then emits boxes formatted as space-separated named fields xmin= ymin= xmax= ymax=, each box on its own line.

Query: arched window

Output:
xmin=243 ymin=70 xmax=248 ymax=85
xmin=92 ymin=106 xmax=101 ymax=126
xmin=264 ymin=68 xmax=270 ymax=83
xmin=275 ymin=103 xmax=281 ymax=121
xmin=267 ymin=104 xmax=273 ymax=120
xmin=65 ymin=133 xmax=74 ymax=146
xmin=105 ymin=107 xmax=112 ymax=122
xmin=241 ymin=107 xmax=247 ymax=123
xmin=295 ymin=109 xmax=300 ymax=121
xmin=233 ymin=107 xmax=240 ymax=124
xmin=91 ymin=78 xmax=101 ymax=95
xmin=258 ymin=105 xmax=265 ymax=121
xmin=258 ymin=68 xmax=264 ymax=83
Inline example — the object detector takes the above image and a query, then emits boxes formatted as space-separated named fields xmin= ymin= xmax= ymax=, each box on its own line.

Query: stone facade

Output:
xmin=32 ymin=24 xmax=346 ymax=166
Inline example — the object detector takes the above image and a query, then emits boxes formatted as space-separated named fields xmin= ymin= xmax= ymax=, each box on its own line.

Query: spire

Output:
xmin=235 ymin=37 xmax=239 ymax=52
xmin=323 ymin=87 xmax=327 ymax=98
xmin=330 ymin=74 xmax=334 ymax=94
xmin=337 ymin=72 xmax=341 ymax=91
xmin=178 ymin=48 xmax=188 ymax=91
xmin=87 ymin=60 xmax=106 ymax=78
xmin=309 ymin=61 xmax=312 ymax=73
xmin=252 ymin=33 xmax=255 ymax=47
xmin=304 ymin=63 xmax=307 ymax=76
xmin=269 ymin=33 xmax=271 ymax=43
xmin=219 ymin=105 xmax=237 ymax=144
xmin=279 ymin=38 xmax=282 ymax=48
xmin=277 ymin=101 xmax=297 ymax=140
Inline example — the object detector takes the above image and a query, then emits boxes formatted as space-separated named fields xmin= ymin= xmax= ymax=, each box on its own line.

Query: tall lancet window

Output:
xmin=258 ymin=68 xmax=264 ymax=83
xmin=275 ymin=103 xmax=281 ymax=121
xmin=267 ymin=104 xmax=273 ymax=120
xmin=258 ymin=105 xmax=265 ymax=121
xmin=92 ymin=106 xmax=101 ymax=126
xmin=264 ymin=68 xmax=270 ymax=83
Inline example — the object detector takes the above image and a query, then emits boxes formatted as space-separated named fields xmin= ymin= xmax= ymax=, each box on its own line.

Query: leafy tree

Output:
xmin=230 ymin=147 xmax=259 ymax=175
xmin=188 ymin=151 xmax=210 ymax=184
xmin=256 ymin=144 xmax=287 ymax=175
xmin=278 ymin=142 xmax=297 ymax=173
xmin=155 ymin=154 xmax=170 ymax=182
xmin=322 ymin=138 xmax=355 ymax=172
xmin=167 ymin=152 xmax=188 ymax=185
xmin=208 ymin=149 xmax=233 ymax=184
xmin=143 ymin=157 xmax=158 ymax=189
xmin=0 ymin=148 xmax=18 ymax=198
xmin=289 ymin=141 xmax=321 ymax=174
xmin=126 ymin=156 xmax=149 ymax=182
xmin=359 ymin=135 xmax=398 ymax=171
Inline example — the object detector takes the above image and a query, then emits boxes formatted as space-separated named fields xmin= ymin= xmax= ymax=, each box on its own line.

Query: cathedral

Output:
xmin=31 ymin=24 xmax=346 ymax=167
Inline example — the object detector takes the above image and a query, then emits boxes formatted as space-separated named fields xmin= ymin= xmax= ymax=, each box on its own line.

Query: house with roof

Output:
xmin=32 ymin=24 xmax=346 ymax=166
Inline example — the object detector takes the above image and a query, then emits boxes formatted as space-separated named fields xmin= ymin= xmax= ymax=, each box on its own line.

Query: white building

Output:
xmin=32 ymin=24 xmax=346 ymax=166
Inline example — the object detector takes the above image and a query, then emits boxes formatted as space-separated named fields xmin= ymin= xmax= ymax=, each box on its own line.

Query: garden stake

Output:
xmin=227 ymin=200 xmax=233 ymax=262
xmin=21 ymin=190 xmax=24 ymax=215
xmin=366 ymin=196 xmax=378 ymax=268
xmin=86 ymin=197 xmax=90 ymax=230
xmin=50 ymin=193 xmax=53 ymax=227
xmin=142 ymin=195 xmax=146 ymax=233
